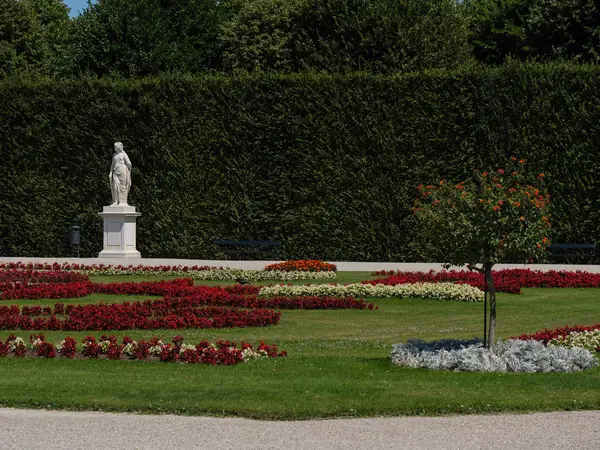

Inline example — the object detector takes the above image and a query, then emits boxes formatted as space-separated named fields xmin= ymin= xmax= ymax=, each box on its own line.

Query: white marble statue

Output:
xmin=109 ymin=142 xmax=132 ymax=206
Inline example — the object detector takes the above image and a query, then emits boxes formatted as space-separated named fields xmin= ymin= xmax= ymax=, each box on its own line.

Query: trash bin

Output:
xmin=68 ymin=226 xmax=81 ymax=246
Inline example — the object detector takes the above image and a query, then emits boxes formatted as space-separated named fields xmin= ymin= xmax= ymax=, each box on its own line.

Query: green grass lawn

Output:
xmin=0 ymin=273 xmax=599 ymax=419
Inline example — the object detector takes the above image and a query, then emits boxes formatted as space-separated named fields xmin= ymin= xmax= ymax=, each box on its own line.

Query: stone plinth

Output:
xmin=98 ymin=206 xmax=142 ymax=258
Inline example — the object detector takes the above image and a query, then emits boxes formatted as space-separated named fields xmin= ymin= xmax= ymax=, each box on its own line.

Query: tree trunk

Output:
xmin=485 ymin=264 xmax=496 ymax=347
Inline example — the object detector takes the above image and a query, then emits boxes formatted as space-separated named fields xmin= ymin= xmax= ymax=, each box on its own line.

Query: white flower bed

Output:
xmin=259 ymin=282 xmax=483 ymax=302
xmin=79 ymin=266 xmax=336 ymax=281
xmin=390 ymin=339 xmax=598 ymax=373
xmin=549 ymin=329 xmax=600 ymax=352
xmin=187 ymin=269 xmax=337 ymax=281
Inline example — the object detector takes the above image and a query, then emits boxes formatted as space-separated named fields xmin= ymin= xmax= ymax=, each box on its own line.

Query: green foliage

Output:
xmin=0 ymin=0 xmax=70 ymax=78
xmin=220 ymin=0 xmax=473 ymax=73
xmin=67 ymin=0 xmax=225 ymax=77
xmin=412 ymin=160 xmax=551 ymax=265
xmin=528 ymin=0 xmax=600 ymax=62
xmin=466 ymin=0 xmax=600 ymax=65
xmin=464 ymin=0 xmax=536 ymax=64
xmin=5 ymin=0 xmax=600 ymax=78
xmin=1 ymin=63 xmax=600 ymax=259
xmin=219 ymin=0 xmax=304 ymax=72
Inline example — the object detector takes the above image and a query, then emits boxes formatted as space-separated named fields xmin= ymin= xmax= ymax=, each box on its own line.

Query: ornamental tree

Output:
xmin=412 ymin=158 xmax=551 ymax=346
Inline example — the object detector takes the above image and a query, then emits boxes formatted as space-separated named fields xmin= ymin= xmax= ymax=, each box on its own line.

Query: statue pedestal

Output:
xmin=98 ymin=206 xmax=142 ymax=258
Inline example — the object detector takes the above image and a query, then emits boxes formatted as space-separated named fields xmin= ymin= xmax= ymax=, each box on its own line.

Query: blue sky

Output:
xmin=64 ymin=0 xmax=96 ymax=18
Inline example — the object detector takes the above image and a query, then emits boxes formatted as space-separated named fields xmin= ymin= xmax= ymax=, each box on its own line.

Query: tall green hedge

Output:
xmin=1 ymin=63 xmax=599 ymax=260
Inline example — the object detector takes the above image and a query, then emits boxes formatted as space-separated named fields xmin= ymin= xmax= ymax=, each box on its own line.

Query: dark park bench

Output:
xmin=547 ymin=243 xmax=596 ymax=264
xmin=213 ymin=240 xmax=282 ymax=260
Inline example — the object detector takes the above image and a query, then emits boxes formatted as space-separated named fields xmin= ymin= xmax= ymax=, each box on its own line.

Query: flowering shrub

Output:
xmin=371 ymin=269 xmax=600 ymax=295
xmin=259 ymin=282 xmax=483 ymax=302
xmin=0 ymin=334 xmax=287 ymax=365
xmin=0 ymin=263 xmax=337 ymax=281
xmin=411 ymin=159 xmax=551 ymax=346
xmin=264 ymin=260 xmax=337 ymax=272
xmin=412 ymin=161 xmax=551 ymax=265
xmin=390 ymin=339 xmax=598 ymax=372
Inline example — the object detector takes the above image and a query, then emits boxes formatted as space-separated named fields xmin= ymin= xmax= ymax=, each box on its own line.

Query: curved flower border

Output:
xmin=0 ymin=263 xmax=337 ymax=281
xmin=372 ymin=268 xmax=600 ymax=294
xmin=0 ymin=278 xmax=377 ymax=331
xmin=2 ymin=334 xmax=286 ymax=364
xmin=513 ymin=323 xmax=600 ymax=352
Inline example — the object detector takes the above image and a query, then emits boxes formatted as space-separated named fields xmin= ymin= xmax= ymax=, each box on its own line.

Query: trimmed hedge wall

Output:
xmin=1 ymin=63 xmax=599 ymax=260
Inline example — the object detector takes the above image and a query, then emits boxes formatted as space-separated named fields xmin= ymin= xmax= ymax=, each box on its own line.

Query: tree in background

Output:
xmin=67 ymin=0 xmax=225 ymax=77
xmin=0 ymin=0 xmax=70 ymax=78
xmin=218 ymin=0 xmax=303 ymax=72
xmin=465 ymin=0 xmax=600 ymax=64
xmin=464 ymin=0 xmax=536 ymax=64
xmin=528 ymin=0 xmax=600 ymax=62
xmin=219 ymin=0 xmax=473 ymax=73
xmin=412 ymin=159 xmax=551 ymax=346
xmin=4 ymin=0 xmax=600 ymax=78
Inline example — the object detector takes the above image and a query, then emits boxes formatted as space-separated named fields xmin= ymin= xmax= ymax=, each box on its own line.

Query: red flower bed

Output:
xmin=0 ymin=278 xmax=194 ymax=300
xmin=0 ymin=262 xmax=221 ymax=273
xmin=0 ymin=269 xmax=89 ymax=283
xmin=371 ymin=269 xmax=600 ymax=294
xmin=0 ymin=281 xmax=95 ymax=300
xmin=511 ymin=323 xmax=600 ymax=345
xmin=264 ymin=260 xmax=337 ymax=272
xmin=92 ymin=278 xmax=194 ymax=296
xmin=0 ymin=296 xmax=281 ymax=331
xmin=0 ymin=270 xmax=377 ymax=332
xmin=222 ymin=285 xmax=262 ymax=295
xmin=0 ymin=334 xmax=287 ymax=364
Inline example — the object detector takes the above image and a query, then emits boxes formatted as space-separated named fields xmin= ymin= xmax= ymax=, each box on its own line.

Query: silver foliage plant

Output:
xmin=390 ymin=339 xmax=598 ymax=373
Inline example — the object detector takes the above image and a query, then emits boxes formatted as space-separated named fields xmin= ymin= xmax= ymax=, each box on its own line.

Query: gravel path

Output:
xmin=1 ymin=408 xmax=599 ymax=450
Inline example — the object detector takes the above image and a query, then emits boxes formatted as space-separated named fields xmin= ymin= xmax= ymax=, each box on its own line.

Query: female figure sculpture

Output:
xmin=109 ymin=142 xmax=132 ymax=206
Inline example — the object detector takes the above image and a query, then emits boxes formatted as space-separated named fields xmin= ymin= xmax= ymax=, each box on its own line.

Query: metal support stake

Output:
xmin=483 ymin=270 xmax=488 ymax=348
